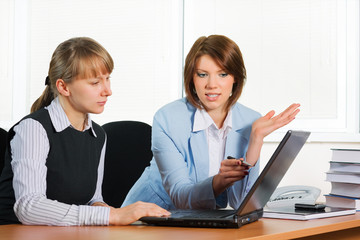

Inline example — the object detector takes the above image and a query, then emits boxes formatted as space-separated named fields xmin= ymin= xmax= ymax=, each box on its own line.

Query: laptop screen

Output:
xmin=237 ymin=130 xmax=310 ymax=216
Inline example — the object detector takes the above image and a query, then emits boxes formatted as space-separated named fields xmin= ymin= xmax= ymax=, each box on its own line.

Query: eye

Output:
xmin=219 ymin=73 xmax=228 ymax=77
xmin=196 ymin=72 xmax=207 ymax=78
xmin=92 ymin=81 xmax=100 ymax=85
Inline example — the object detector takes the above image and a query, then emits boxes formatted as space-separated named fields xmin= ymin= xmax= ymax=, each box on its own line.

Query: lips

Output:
xmin=206 ymin=94 xmax=219 ymax=98
xmin=205 ymin=93 xmax=220 ymax=101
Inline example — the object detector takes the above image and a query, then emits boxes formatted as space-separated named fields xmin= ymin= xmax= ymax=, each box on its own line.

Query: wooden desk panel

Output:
xmin=241 ymin=213 xmax=360 ymax=239
xmin=0 ymin=213 xmax=359 ymax=240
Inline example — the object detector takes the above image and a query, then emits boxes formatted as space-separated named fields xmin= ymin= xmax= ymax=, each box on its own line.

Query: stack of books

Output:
xmin=325 ymin=148 xmax=360 ymax=211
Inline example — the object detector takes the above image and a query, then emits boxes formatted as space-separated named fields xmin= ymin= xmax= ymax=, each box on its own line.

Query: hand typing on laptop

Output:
xmin=109 ymin=201 xmax=171 ymax=225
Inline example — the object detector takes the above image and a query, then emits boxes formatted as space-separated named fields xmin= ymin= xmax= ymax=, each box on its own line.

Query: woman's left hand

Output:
xmin=252 ymin=103 xmax=300 ymax=139
xmin=246 ymin=103 xmax=300 ymax=166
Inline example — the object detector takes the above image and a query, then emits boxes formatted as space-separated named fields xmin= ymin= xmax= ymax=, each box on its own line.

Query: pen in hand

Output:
xmin=227 ymin=156 xmax=253 ymax=167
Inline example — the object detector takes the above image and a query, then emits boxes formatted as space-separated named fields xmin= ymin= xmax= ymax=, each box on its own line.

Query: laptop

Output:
xmin=140 ymin=130 xmax=311 ymax=228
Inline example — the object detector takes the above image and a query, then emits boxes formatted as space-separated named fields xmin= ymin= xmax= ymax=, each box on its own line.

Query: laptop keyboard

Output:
xmin=170 ymin=209 xmax=235 ymax=219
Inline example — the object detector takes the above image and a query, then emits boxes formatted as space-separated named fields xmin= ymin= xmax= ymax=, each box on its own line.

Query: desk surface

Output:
xmin=1 ymin=212 xmax=359 ymax=240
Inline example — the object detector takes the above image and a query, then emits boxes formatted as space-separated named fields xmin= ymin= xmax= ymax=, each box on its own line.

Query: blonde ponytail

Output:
xmin=30 ymin=84 xmax=54 ymax=113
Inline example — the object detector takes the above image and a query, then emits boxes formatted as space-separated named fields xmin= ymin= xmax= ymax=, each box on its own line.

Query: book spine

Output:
xmin=327 ymin=149 xmax=360 ymax=207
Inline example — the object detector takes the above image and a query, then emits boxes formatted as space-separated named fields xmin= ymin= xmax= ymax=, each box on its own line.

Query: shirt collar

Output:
xmin=193 ymin=108 xmax=233 ymax=133
xmin=223 ymin=109 xmax=233 ymax=132
xmin=45 ymin=97 xmax=97 ymax=137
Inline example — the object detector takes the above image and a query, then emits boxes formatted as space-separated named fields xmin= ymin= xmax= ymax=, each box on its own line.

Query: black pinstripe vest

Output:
xmin=0 ymin=108 xmax=105 ymax=225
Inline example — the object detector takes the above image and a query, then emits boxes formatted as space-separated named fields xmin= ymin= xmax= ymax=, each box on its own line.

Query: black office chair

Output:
xmin=101 ymin=121 xmax=152 ymax=208
xmin=0 ymin=128 xmax=7 ymax=174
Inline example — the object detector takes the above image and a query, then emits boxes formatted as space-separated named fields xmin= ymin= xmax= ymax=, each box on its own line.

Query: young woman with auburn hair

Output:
xmin=122 ymin=35 xmax=300 ymax=210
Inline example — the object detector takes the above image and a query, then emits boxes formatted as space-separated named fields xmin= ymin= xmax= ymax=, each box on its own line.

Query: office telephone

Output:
xmin=266 ymin=185 xmax=321 ymax=209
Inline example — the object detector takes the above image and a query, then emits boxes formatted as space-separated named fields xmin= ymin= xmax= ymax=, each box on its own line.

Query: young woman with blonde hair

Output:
xmin=0 ymin=37 xmax=169 ymax=226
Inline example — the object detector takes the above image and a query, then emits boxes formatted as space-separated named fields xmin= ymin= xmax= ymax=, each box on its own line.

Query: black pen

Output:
xmin=227 ymin=156 xmax=253 ymax=167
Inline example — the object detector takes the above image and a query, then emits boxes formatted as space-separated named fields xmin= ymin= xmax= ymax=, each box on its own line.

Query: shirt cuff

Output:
xmin=78 ymin=205 xmax=110 ymax=225
xmin=216 ymin=191 xmax=228 ymax=208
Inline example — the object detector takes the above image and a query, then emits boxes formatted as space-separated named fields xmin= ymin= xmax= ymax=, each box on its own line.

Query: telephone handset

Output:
xmin=266 ymin=185 xmax=321 ymax=209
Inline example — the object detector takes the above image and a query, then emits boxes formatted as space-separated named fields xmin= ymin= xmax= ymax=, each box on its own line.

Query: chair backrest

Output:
xmin=0 ymin=128 xmax=7 ymax=174
xmin=101 ymin=121 xmax=152 ymax=207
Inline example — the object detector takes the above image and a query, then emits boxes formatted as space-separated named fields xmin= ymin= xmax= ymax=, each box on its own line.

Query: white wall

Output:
xmin=1 ymin=0 xmax=359 ymax=203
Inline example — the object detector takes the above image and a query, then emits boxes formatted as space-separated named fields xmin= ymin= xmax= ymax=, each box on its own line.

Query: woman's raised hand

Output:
xmin=252 ymin=103 xmax=300 ymax=139
xmin=245 ymin=103 xmax=300 ymax=166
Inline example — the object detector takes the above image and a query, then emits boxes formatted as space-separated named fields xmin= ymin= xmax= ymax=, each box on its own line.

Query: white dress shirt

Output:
xmin=193 ymin=108 xmax=232 ymax=177
xmin=11 ymin=97 xmax=110 ymax=226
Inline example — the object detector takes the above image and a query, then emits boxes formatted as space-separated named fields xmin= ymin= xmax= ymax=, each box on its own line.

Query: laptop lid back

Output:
xmin=236 ymin=130 xmax=310 ymax=216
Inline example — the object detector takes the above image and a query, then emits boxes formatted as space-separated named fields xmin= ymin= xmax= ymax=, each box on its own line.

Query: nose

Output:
xmin=206 ymin=75 xmax=217 ymax=89
xmin=102 ymin=80 xmax=112 ymax=96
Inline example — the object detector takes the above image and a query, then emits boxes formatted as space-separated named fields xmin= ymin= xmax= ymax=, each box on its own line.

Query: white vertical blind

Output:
xmin=0 ymin=0 xmax=14 ymax=122
xmin=1 ymin=0 xmax=359 ymax=141
xmin=184 ymin=0 xmax=359 ymax=141
xmin=28 ymin=0 xmax=183 ymax=126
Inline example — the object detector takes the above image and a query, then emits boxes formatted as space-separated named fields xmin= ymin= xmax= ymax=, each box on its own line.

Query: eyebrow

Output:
xmin=195 ymin=68 xmax=226 ymax=72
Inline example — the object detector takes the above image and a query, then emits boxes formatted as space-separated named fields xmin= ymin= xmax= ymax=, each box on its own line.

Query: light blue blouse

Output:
xmin=122 ymin=98 xmax=261 ymax=210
